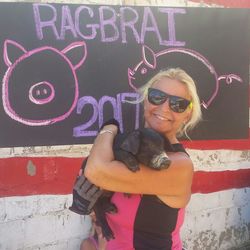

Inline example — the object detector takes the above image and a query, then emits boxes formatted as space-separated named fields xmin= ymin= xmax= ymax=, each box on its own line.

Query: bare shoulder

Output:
xmin=168 ymin=151 xmax=194 ymax=170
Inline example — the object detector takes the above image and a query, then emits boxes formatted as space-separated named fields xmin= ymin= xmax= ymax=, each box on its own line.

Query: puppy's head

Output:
xmin=136 ymin=128 xmax=172 ymax=170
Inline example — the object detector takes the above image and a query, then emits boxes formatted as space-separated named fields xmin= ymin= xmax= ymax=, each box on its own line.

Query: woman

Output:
xmin=84 ymin=68 xmax=202 ymax=250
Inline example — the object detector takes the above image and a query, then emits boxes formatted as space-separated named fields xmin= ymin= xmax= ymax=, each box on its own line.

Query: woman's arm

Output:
xmin=85 ymin=125 xmax=193 ymax=197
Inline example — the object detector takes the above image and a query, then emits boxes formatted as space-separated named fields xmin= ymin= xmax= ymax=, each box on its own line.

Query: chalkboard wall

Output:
xmin=0 ymin=3 xmax=249 ymax=147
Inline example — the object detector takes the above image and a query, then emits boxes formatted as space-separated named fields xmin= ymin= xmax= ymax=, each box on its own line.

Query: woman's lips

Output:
xmin=154 ymin=113 xmax=171 ymax=121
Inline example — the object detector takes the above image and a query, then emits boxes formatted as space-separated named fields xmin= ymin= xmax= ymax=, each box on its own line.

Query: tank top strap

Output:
xmin=171 ymin=143 xmax=189 ymax=156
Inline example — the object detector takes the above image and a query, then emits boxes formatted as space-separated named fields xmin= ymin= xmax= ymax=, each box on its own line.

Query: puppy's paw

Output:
xmin=126 ymin=163 xmax=140 ymax=172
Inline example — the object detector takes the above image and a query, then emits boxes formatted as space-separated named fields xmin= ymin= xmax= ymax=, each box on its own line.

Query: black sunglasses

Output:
xmin=147 ymin=88 xmax=192 ymax=113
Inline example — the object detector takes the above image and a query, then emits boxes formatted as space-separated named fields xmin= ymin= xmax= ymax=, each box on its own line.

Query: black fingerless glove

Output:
xmin=69 ymin=159 xmax=103 ymax=215
xmin=69 ymin=174 xmax=104 ymax=215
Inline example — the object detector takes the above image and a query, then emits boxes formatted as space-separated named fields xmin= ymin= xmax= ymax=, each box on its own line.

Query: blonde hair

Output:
xmin=136 ymin=68 xmax=202 ymax=138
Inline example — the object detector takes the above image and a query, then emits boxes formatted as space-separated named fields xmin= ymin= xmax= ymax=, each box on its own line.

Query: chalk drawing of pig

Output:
xmin=128 ymin=45 xmax=242 ymax=109
xmin=2 ymin=40 xmax=87 ymax=126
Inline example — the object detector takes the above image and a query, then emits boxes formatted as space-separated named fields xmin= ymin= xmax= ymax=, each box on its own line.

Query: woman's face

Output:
xmin=144 ymin=77 xmax=192 ymax=141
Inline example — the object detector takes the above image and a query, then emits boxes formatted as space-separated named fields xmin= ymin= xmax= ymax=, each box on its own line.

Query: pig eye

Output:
xmin=141 ymin=68 xmax=147 ymax=74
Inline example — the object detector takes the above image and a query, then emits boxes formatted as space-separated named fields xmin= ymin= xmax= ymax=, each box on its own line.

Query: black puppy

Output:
xmin=70 ymin=128 xmax=173 ymax=240
xmin=114 ymin=128 xmax=172 ymax=172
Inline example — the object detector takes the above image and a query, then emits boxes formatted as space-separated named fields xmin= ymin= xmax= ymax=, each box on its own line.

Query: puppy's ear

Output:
xmin=120 ymin=130 xmax=140 ymax=154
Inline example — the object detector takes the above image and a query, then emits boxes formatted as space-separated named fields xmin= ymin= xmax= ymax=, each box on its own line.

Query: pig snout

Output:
xmin=151 ymin=152 xmax=171 ymax=170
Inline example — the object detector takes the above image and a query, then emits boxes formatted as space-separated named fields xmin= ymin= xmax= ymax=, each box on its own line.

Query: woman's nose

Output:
xmin=159 ymin=99 xmax=171 ymax=112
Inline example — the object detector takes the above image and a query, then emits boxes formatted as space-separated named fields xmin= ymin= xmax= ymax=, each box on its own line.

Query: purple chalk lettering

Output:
xmin=116 ymin=94 xmax=124 ymax=132
xmin=75 ymin=6 xmax=99 ymax=40
xmin=121 ymin=93 xmax=140 ymax=130
xmin=33 ymin=3 xmax=60 ymax=40
xmin=120 ymin=7 xmax=140 ymax=44
xmin=98 ymin=96 xmax=118 ymax=129
xmin=99 ymin=6 xmax=119 ymax=42
xmin=73 ymin=92 xmax=141 ymax=138
xmin=117 ymin=93 xmax=140 ymax=132
xmin=141 ymin=7 xmax=163 ymax=45
xmin=159 ymin=8 xmax=185 ymax=46
xmin=73 ymin=96 xmax=99 ymax=137
xmin=60 ymin=6 xmax=77 ymax=39
xmin=33 ymin=4 xmax=185 ymax=46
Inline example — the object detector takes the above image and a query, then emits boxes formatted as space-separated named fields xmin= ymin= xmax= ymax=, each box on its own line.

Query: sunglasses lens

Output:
xmin=148 ymin=88 xmax=191 ymax=113
xmin=169 ymin=97 xmax=190 ymax=113
xmin=148 ymin=88 xmax=167 ymax=105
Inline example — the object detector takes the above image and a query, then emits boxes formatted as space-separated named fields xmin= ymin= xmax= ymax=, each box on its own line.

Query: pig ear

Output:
xmin=120 ymin=130 xmax=140 ymax=154
xmin=3 ymin=40 xmax=27 ymax=67
xmin=62 ymin=41 xmax=87 ymax=70
xmin=142 ymin=45 xmax=156 ymax=69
